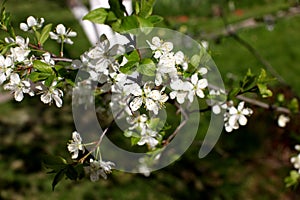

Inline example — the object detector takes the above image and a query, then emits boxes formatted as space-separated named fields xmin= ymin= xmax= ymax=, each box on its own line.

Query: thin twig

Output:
xmin=163 ymin=102 xmax=189 ymax=145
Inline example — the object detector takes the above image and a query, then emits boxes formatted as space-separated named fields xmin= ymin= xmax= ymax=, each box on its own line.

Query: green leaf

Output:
xmin=147 ymin=15 xmax=163 ymax=24
xmin=29 ymin=72 xmax=52 ymax=82
xmin=39 ymin=23 xmax=52 ymax=45
xmin=285 ymin=170 xmax=300 ymax=188
xmin=108 ymin=0 xmax=126 ymax=18
xmin=83 ymin=8 xmax=108 ymax=24
xmin=135 ymin=0 xmax=140 ymax=15
xmin=139 ymin=0 xmax=156 ymax=18
xmin=120 ymin=61 xmax=138 ymax=74
xmin=137 ymin=58 xmax=156 ymax=76
xmin=42 ymin=155 xmax=67 ymax=171
xmin=120 ymin=15 xmax=139 ymax=32
xmin=288 ymin=98 xmax=299 ymax=113
xmin=257 ymin=83 xmax=272 ymax=98
xmin=52 ymin=169 xmax=65 ymax=191
xmin=125 ymin=49 xmax=140 ymax=62
xmin=228 ymin=87 xmax=240 ymax=99
xmin=44 ymin=75 xmax=55 ymax=87
xmin=137 ymin=16 xmax=153 ymax=34
xmin=148 ymin=117 xmax=160 ymax=130
xmin=33 ymin=60 xmax=54 ymax=74
xmin=66 ymin=165 xmax=78 ymax=180
xmin=131 ymin=136 xmax=141 ymax=146
xmin=190 ymin=54 xmax=201 ymax=68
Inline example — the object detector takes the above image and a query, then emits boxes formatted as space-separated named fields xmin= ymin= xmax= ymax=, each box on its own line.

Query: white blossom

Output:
xmin=50 ymin=24 xmax=77 ymax=44
xmin=187 ymin=73 xmax=208 ymax=102
xmin=67 ymin=131 xmax=84 ymax=159
xmin=7 ymin=36 xmax=31 ymax=62
xmin=36 ymin=81 xmax=63 ymax=107
xmin=291 ymin=145 xmax=300 ymax=173
xmin=277 ymin=114 xmax=290 ymax=128
xmin=208 ymin=89 xmax=227 ymax=115
xmin=4 ymin=73 xmax=33 ymax=101
xmin=0 ymin=55 xmax=13 ymax=84
xmin=20 ymin=16 xmax=44 ymax=32
xmin=169 ymin=79 xmax=193 ymax=104
xmin=147 ymin=36 xmax=173 ymax=59
xmin=129 ymin=82 xmax=168 ymax=115
xmin=86 ymin=159 xmax=115 ymax=181
xmin=224 ymin=101 xmax=253 ymax=132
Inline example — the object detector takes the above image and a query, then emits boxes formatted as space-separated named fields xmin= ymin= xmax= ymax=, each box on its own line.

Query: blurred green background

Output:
xmin=1 ymin=0 xmax=300 ymax=199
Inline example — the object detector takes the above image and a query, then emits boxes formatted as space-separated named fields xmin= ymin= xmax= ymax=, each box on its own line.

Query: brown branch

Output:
xmin=163 ymin=102 xmax=189 ymax=145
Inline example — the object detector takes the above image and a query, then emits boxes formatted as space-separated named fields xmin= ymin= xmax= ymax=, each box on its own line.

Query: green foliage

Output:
xmin=0 ymin=1 xmax=15 ymax=38
xmin=83 ymin=0 xmax=162 ymax=34
xmin=285 ymin=170 xmax=300 ymax=189
xmin=42 ymin=155 xmax=84 ymax=191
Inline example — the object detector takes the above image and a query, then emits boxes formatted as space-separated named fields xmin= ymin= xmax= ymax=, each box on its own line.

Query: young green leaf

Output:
xmin=52 ymin=169 xmax=65 ymax=191
xmin=83 ymin=8 xmax=108 ymax=24
xmin=39 ymin=23 xmax=52 ymax=45
xmin=137 ymin=58 xmax=156 ymax=76
xmin=33 ymin=60 xmax=54 ymax=74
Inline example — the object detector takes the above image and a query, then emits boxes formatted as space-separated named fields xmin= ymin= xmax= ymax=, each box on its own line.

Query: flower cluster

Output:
xmin=0 ymin=16 xmax=77 ymax=107
xmin=67 ymin=131 xmax=115 ymax=181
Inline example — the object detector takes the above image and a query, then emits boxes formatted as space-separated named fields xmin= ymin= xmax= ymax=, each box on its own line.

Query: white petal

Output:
xmin=56 ymin=24 xmax=66 ymax=35
xmin=191 ymin=73 xmax=198 ymax=85
xmin=237 ymin=101 xmax=245 ymax=111
xmin=238 ymin=115 xmax=248 ymax=126
xmin=20 ymin=23 xmax=29 ymax=31
xmin=14 ymin=90 xmax=24 ymax=101
xmin=212 ymin=105 xmax=221 ymax=114
xmin=130 ymin=97 xmax=143 ymax=111
xmin=27 ymin=16 xmax=37 ymax=27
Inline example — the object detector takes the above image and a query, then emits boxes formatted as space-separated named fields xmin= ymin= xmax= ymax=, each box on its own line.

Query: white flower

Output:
xmin=208 ymin=89 xmax=227 ymax=115
xmin=129 ymin=82 xmax=168 ymax=115
xmin=277 ymin=114 xmax=290 ymax=128
xmin=36 ymin=81 xmax=63 ymax=107
xmin=187 ymin=73 xmax=208 ymax=102
xmin=174 ymin=51 xmax=188 ymax=70
xmin=137 ymin=129 xmax=159 ymax=149
xmin=224 ymin=101 xmax=253 ymax=132
xmin=0 ymin=55 xmax=13 ymax=84
xmin=50 ymin=24 xmax=77 ymax=44
xmin=169 ymin=79 xmax=193 ymax=104
xmin=20 ymin=16 xmax=44 ymax=32
xmin=87 ymin=159 xmax=115 ymax=181
xmin=41 ymin=52 xmax=55 ymax=65
xmin=4 ymin=73 xmax=33 ymax=101
xmin=147 ymin=36 xmax=173 ymax=59
xmin=67 ymin=131 xmax=84 ymax=159
xmin=8 ymin=36 xmax=31 ymax=62
xmin=155 ymin=52 xmax=178 ymax=86
xmin=291 ymin=155 xmax=300 ymax=173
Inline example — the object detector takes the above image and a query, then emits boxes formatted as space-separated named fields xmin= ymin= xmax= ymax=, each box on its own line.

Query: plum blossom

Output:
xmin=129 ymin=82 xmax=168 ymax=115
xmin=86 ymin=159 xmax=115 ymax=181
xmin=126 ymin=114 xmax=159 ymax=149
xmin=187 ymin=73 xmax=208 ymax=102
xmin=6 ymin=36 xmax=31 ymax=62
xmin=224 ymin=101 xmax=253 ymax=132
xmin=290 ymin=145 xmax=300 ymax=173
xmin=20 ymin=16 xmax=44 ymax=32
xmin=36 ymin=81 xmax=63 ymax=107
xmin=147 ymin=36 xmax=173 ymax=59
xmin=4 ymin=73 xmax=33 ymax=102
xmin=207 ymin=89 xmax=227 ymax=114
xmin=50 ymin=24 xmax=77 ymax=44
xmin=67 ymin=131 xmax=85 ymax=159
xmin=155 ymin=52 xmax=178 ymax=86
xmin=0 ymin=55 xmax=13 ymax=84
xmin=277 ymin=114 xmax=290 ymax=128
xmin=169 ymin=79 xmax=193 ymax=104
